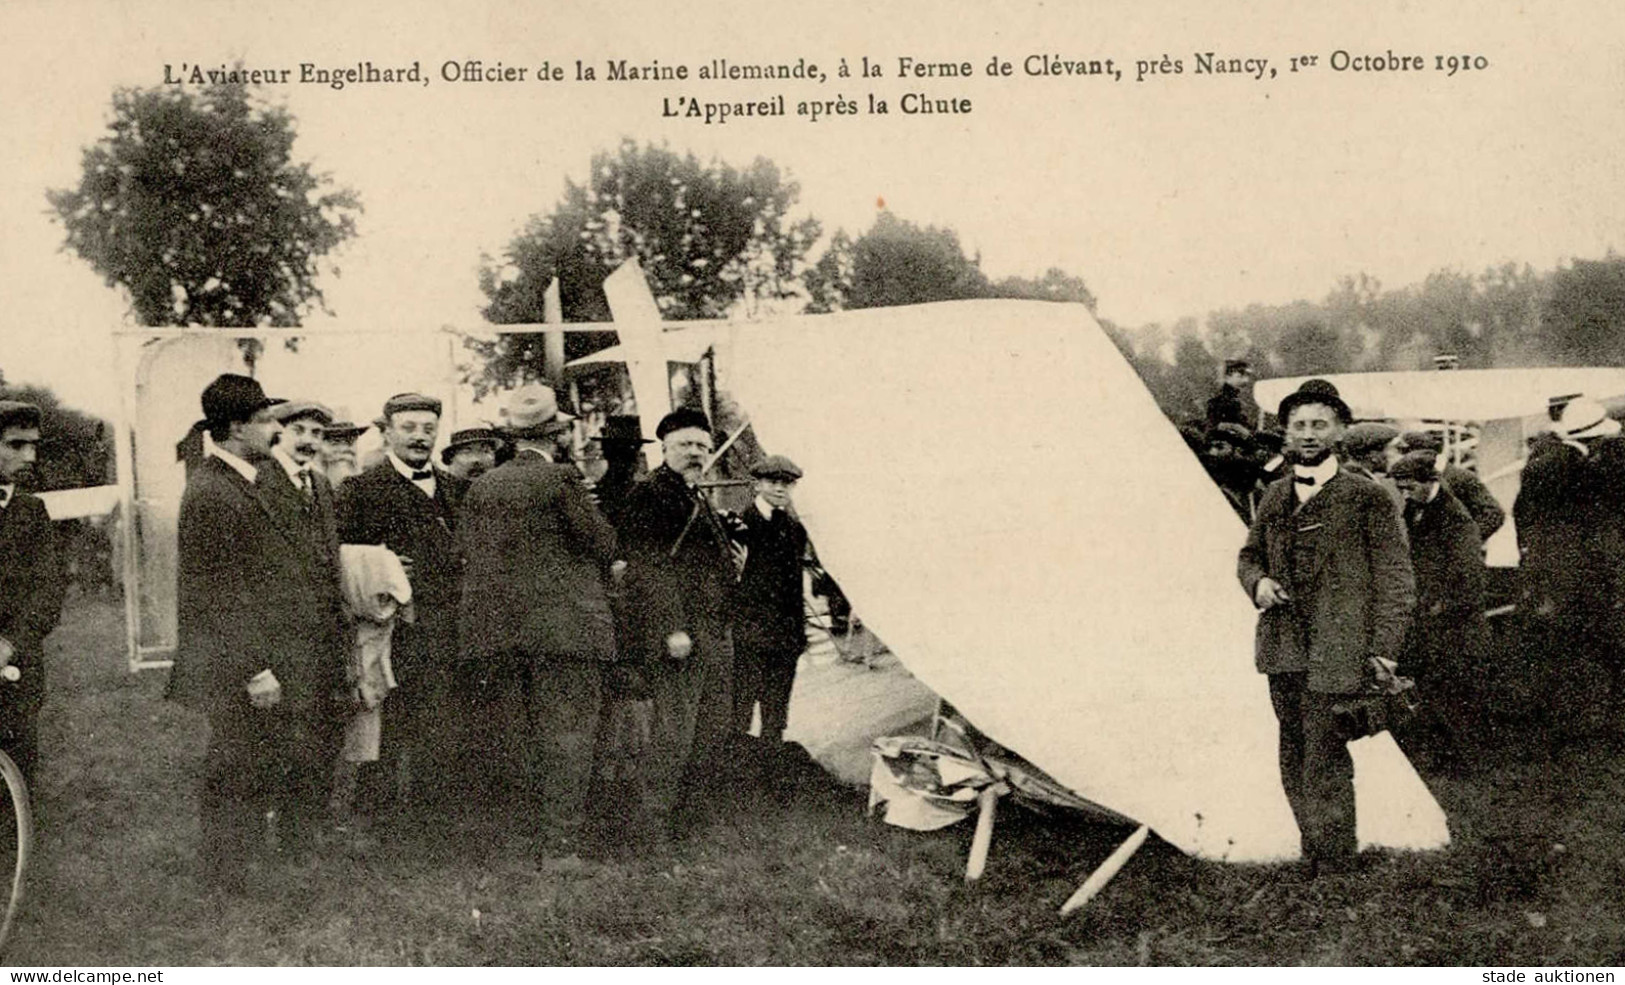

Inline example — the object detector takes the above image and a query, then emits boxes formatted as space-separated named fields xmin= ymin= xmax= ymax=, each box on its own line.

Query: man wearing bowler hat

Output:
xmin=458 ymin=385 xmax=620 ymax=855
xmin=617 ymin=407 xmax=740 ymax=840
xmin=730 ymin=455 xmax=811 ymax=747
xmin=168 ymin=375 xmax=348 ymax=893
xmin=1237 ymin=379 xmax=1415 ymax=875
xmin=0 ymin=400 xmax=65 ymax=790
xmin=337 ymin=392 xmax=468 ymax=816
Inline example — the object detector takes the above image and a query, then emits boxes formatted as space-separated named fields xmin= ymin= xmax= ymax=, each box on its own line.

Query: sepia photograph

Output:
xmin=1 ymin=0 xmax=1623 ymax=970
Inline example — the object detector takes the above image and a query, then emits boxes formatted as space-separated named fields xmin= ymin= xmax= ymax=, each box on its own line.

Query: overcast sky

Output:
xmin=3 ymin=0 xmax=1622 ymax=418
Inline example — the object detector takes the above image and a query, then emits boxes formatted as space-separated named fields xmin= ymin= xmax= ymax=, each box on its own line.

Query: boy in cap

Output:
xmin=0 ymin=400 xmax=65 ymax=789
xmin=1396 ymin=430 xmax=1504 ymax=543
xmin=730 ymin=455 xmax=811 ymax=747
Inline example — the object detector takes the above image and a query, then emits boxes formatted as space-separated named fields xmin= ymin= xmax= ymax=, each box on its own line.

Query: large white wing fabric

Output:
xmin=719 ymin=299 xmax=1448 ymax=862
xmin=1255 ymin=368 xmax=1625 ymax=423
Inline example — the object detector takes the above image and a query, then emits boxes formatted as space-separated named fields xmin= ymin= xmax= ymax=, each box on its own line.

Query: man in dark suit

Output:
xmin=337 ymin=392 xmax=467 ymax=814
xmin=168 ymin=375 xmax=347 ymax=893
xmin=0 ymin=401 xmax=65 ymax=789
xmin=1396 ymin=430 xmax=1505 ymax=543
xmin=1207 ymin=359 xmax=1260 ymax=431
xmin=1238 ymin=379 xmax=1415 ymax=874
xmin=458 ymin=385 xmax=619 ymax=853
xmin=589 ymin=415 xmax=651 ymax=531
xmin=730 ymin=455 xmax=810 ymax=745
xmin=617 ymin=407 xmax=739 ymax=839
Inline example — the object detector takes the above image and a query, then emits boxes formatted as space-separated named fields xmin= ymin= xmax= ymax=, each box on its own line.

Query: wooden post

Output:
xmin=1059 ymin=824 xmax=1150 ymax=916
xmin=965 ymin=785 xmax=1001 ymax=882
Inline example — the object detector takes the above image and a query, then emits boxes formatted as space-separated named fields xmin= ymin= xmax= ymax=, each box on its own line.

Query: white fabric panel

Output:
xmin=1256 ymin=368 xmax=1625 ymax=423
xmin=720 ymin=299 xmax=1448 ymax=862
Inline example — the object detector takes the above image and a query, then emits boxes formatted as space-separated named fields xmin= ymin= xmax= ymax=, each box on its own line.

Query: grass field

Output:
xmin=5 ymin=594 xmax=1625 ymax=966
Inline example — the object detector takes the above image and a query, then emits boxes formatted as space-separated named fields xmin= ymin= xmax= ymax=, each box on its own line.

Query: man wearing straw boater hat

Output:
xmin=168 ymin=375 xmax=348 ymax=893
xmin=458 ymin=384 xmax=619 ymax=856
xmin=0 ymin=399 xmax=65 ymax=791
xmin=441 ymin=423 xmax=505 ymax=483
xmin=1238 ymin=379 xmax=1415 ymax=876
xmin=616 ymin=406 xmax=740 ymax=843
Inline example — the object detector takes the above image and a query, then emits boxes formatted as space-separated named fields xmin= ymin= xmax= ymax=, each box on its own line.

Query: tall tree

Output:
xmin=806 ymin=210 xmax=991 ymax=310
xmin=474 ymin=141 xmax=822 ymax=389
xmin=48 ymin=81 xmax=361 ymax=337
xmin=1541 ymin=256 xmax=1625 ymax=365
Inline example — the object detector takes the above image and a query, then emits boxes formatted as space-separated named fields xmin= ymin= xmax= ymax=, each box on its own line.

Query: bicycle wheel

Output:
xmin=0 ymin=748 xmax=32 ymax=955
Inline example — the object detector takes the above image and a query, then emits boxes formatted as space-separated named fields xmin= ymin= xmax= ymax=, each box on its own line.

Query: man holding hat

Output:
xmin=168 ymin=375 xmax=348 ymax=892
xmin=1238 ymin=379 xmax=1415 ymax=875
xmin=441 ymin=424 xmax=506 ymax=484
xmin=457 ymin=384 xmax=619 ymax=855
xmin=617 ymin=407 xmax=740 ymax=840
xmin=1395 ymin=430 xmax=1504 ymax=543
xmin=730 ymin=455 xmax=811 ymax=747
xmin=0 ymin=400 xmax=65 ymax=789
xmin=337 ymin=392 xmax=467 ymax=815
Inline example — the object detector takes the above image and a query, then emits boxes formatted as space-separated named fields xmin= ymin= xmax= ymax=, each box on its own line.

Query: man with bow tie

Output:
xmin=0 ymin=400 xmax=65 ymax=791
xmin=337 ymin=392 xmax=468 ymax=818
xmin=1237 ymin=379 xmax=1415 ymax=875
xmin=729 ymin=455 xmax=811 ymax=747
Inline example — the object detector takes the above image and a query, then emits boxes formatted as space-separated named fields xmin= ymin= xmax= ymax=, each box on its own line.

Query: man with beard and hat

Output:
xmin=0 ymin=400 xmax=65 ymax=790
xmin=441 ymin=424 xmax=506 ymax=484
xmin=320 ymin=420 xmax=369 ymax=488
xmin=730 ymin=455 xmax=811 ymax=748
xmin=457 ymin=386 xmax=621 ymax=856
xmin=337 ymin=392 xmax=468 ymax=817
xmin=590 ymin=415 xmax=652 ymax=530
xmin=1389 ymin=450 xmax=1488 ymax=771
xmin=616 ymin=407 xmax=740 ymax=842
xmin=1238 ymin=379 xmax=1415 ymax=875
xmin=1202 ymin=422 xmax=1266 ymax=524
xmin=1395 ymin=430 xmax=1505 ymax=544
xmin=1513 ymin=397 xmax=1624 ymax=740
xmin=168 ymin=375 xmax=348 ymax=893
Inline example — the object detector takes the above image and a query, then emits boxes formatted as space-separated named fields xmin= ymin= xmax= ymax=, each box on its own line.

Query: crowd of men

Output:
xmin=1222 ymin=368 xmax=1624 ymax=876
xmin=167 ymin=373 xmax=824 ymax=894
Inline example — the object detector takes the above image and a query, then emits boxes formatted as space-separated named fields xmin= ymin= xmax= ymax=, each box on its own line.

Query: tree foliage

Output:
xmin=473 ymin=141 xmax=822 ymax=389
xmin=0 ymin=373 xmax=112 ymax=492
xmin=48 ymin=82 xmax=361 ymax=329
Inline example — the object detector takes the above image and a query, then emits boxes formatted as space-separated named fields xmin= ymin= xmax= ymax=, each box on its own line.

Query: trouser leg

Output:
xmin=643 ymin=656 xmax=705 ymax=820
xmin=758 ymin=650 xmax=800 ymax=743
xmin=199 ymin=710 xmax=275 ymax=885
xmin=1268 ymin=673 xmax=1308 ymax=839
xmin=731 ymin=641 xmax=764 ymax=736
xmin=1299 ymin=690 xmax=1357 ymax=861
xmin=677 ymin=627 xmax=735 ymax=819
xmin=529 ymin=659 xmax=604 ymax=839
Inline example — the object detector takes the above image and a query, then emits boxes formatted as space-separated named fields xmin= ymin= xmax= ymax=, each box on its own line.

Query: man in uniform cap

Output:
xmin=1396 ymin=430 xmax=1505 ymax=543
xmin=441 ymin=424 xmax=505 ymax=483
xmin=1238 ymin=379 xmax=1415 ymax=875
xmin=1207 ymin=359 xmax=1260 ymax=431
xmin=458 ymin=385 xmax=619 ymax=855
xmin=337 ymin=391 xmax=468 ymax=815
xmin=168 ymin=375 xmax=347 ymax=892
xmin=616 ymin=407 xmax=740 ymax=841
xmin=0 ymin=400 xmax=65 ymax=790
xmin=729 ymin=455 xmax=811 ymax=748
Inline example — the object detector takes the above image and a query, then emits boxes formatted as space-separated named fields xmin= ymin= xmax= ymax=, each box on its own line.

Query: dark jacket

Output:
xmin=1401 ymin=485 xmax=1487 ymax=676
xmin=0 ymin=490 xmax=64 ymax=711
xmin=1238 ymin=467 xmax=1416 ymax=693
xmin=168 ymin=455 xmax=346 ymax=717
xmin=1206 ymin=384 xmax=1258 ymax=430
xmin=1441 ymin=464 xmax=1505 ymax=544
xmin=732 ymin=502 xmax=810 ymax=655
xmin=337 ymin=459 xmax=466 ymax=623
xmin=617 ymin=465 xmax=738 ymax=660
xmin=458 ymin=450 xmax=620 ymax=663
xmin=1514 ymin=443 xmax=1601 ymax=615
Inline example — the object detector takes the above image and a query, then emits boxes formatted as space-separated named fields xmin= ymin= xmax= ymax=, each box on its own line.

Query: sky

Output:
xmin=3 ymin=0 xmax=1623 ymax=419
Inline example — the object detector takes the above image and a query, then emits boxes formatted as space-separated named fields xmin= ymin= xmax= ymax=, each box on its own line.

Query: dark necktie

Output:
xmin=1293 ymin=474 xmax=1316 ymax=486
xmin=299 ymin=469 xmax=314 ymax=501
xmin=411 ymin=469 xmax=434 ymax=481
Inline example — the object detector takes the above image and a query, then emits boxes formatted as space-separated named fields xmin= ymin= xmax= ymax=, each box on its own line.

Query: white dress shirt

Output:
xmin=208 ymin=445 xmax=258 ymax=484
xmin=1292 ymin=456 xmax=1340 ymax=505
xmin=0 ymin=484 xmax=13 ymax=510
xmin=388 ymin=451 xmax=436 ymax=498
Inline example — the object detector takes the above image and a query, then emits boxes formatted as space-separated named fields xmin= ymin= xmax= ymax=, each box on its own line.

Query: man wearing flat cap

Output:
xmin=730 ymin=455 xmax=812 ymax=747
xmin=458 ymin=385 xmax=619 ymax=855
xmin=0 ymin=400 xmax=65 ymax=790
xmin=168 ymin=375 xmax=346 ymax=893
xmin=1395 ymin=430 xmax=1504 ymax=543
xmin=337 ymin=391 xmax=468 ymax=815
xmin=1389 ymin=450 xmax=1486 ymax=771
xmin=616 ymin=406 xmax=741 ymax=840
xmin=1238 ymin=379 xmax=1415 ymax=875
